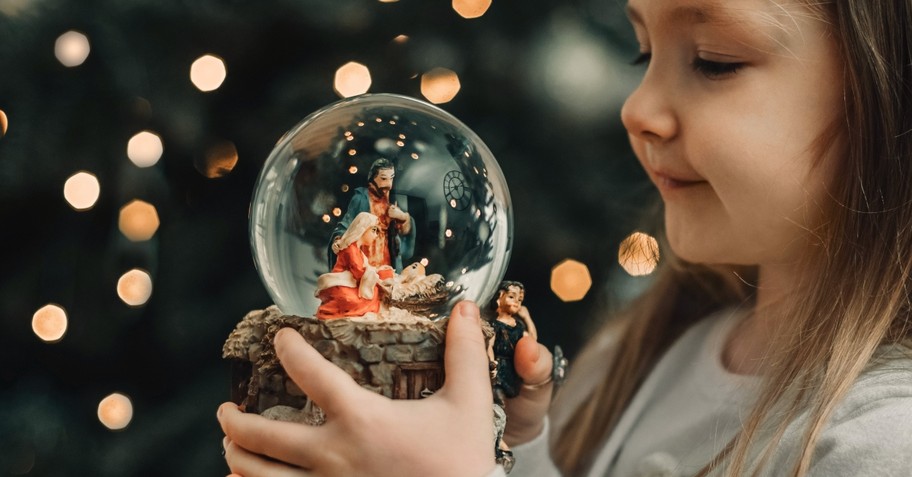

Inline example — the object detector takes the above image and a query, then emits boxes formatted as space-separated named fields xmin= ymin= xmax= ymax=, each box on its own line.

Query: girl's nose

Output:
xmin=620 ymin=73 xmax=678 ymax=142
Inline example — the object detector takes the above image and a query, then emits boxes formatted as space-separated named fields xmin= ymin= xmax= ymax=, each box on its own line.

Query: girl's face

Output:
xmin=621 ymin=0 xmax=843 ymax=267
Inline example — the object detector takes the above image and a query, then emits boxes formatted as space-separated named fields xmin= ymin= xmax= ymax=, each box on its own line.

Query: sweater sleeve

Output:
xmin=508 ymin=417 xmax=562 ymax=477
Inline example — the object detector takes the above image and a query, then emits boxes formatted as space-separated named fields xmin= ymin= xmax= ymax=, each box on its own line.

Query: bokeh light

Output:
xmin=97 ymin=393 xmax=133 ymax=430
xmin=393 ymin=34 xmax=409 ymax=44
xmin=0 ymin=108 xmax=7 ymax=137
xmin=55 ymin=30 xmax=90 ymax=67
xmin=31 ymin=304 xmax=68 ymax=342
xmin=333 ymin=61 xmax=371 ymax=98
xmin=420 ymin=67 xmax=461 ymax=104
xmin=190 ymin=54 xmax=227 ymax=92
xmin=127 ymin=131 xmax=163 ymax=167
xmin=618 ymin=231 xmax=660 ymax=276
xmin=550 ymin=259 xmax=592 ymax=302
xmin=117 ymin=269 xmax=153 ymax=306
xmin=452 ymin=0 xmax=492 ymax=19
xmin=195 ymin=141 xmax=238 ymax=178
xmin=63 ymin=171 xmax=100 ymax=211
xmin=118 ymin=200 xmax=160 ymax=241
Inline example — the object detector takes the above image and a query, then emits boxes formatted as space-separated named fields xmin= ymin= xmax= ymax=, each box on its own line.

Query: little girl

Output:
xmin=217 ymin=1 xmax=912 ymax=475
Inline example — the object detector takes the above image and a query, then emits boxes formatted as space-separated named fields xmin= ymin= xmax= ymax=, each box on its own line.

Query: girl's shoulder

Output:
xmin=836 ymin=345 xmax=912 ymax=419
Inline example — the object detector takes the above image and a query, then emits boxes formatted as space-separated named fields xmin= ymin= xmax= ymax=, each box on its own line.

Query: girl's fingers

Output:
xmin=223 ymin=437 xmax=312 ymax=477
xmin=502 ymin=336 xmax=554 ymax=446
xmin=217 ymin=402 xmax=319 ymax=468
xmin=273 ymin=328 xmax=371 ymax=415
xmin=442 ymin=301 xmax=493 ymax=405
xmin=514 ymin=336 xmax=552 ymax=385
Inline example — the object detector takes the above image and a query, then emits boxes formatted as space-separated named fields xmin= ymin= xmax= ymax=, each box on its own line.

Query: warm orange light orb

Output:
xmin=98 ymin=393 xmax=133 ymax=430
xmin=190 ymin=54 xmax=227 ymax=92
xmin=117 ymin=269 xmax=153 ymax=306
xmin=55 ymin=30 xmax=90 ymax=67
xmin=550 ymin=259 xmax=592 ymax=302
xmin=32 ymin=304 xmax=68 ymax=342
xmin=420 ymin=68 xmax=461 ymax=104
xmin=334 ymin=62 xmax=372 ymax=98
xmin=618 ymin=232 xmax=660 ymax=276
xmin=127 ymin=131 xmax=163 ymax=167
xmin=452 ymin=0 xmax=492 ymax=19
xmin=63 ymin=171 xmax=101 ymax=211
xmin=0 ymin=109 xmax=7 ymax=137
xmin=118 ymin=200 xmax=160 ymax=241
xmin=197 ymin=141 xmax=238 ymax=178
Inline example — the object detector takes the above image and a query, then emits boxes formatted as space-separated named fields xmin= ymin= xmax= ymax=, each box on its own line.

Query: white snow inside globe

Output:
xmin=250 ymin=94 xmax=512 ymax=320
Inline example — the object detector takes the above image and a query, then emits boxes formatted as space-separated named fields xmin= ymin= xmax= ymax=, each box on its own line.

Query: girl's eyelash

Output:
xmin=692 ymin=57 xmax=745 ymax=78
xmin=629 ymin=52 xmax=744 ymax=79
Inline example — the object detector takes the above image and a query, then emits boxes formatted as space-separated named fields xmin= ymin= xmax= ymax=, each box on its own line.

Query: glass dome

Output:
xmin=249 ymin=94 xmax=512 ymax=319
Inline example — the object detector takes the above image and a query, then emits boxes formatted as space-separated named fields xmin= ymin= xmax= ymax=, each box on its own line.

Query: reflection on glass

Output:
xmin=249 ymin=94 xmax=512 ymax=318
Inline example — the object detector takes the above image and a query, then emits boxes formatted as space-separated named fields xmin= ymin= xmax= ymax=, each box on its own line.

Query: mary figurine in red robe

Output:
xmin=315 ymin=212 xmax=393 ymax=319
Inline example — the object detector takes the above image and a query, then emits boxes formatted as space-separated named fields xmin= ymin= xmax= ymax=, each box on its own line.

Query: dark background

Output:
xmin=0 ymin=0 xmax=657 ymax=475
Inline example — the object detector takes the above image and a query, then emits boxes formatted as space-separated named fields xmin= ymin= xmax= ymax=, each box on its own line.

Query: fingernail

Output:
xmin=222 ymin=436 xmax=229 ymax=450
xmin=457 ymin=302 xmax=479 ymax=323
xmin=217 ymin=404 xmax=224 ymax=418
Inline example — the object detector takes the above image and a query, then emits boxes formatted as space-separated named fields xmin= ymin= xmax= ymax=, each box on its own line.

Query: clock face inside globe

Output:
xmin=249 ymin=94 xmax=513 ymax=319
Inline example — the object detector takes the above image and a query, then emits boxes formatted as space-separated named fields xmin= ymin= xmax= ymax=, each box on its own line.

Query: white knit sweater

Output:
xmin=489 ymin=309 xmax=912 ymax=477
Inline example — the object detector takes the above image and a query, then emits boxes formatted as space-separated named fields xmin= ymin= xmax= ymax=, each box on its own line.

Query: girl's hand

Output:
xmin=217 ymin=301 xmax=496 ymax=477
xmin=503 ymin=336 xmax=553 ymax=446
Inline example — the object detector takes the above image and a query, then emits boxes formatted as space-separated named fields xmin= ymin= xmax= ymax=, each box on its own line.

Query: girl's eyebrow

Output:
xmin=626 ymin=2 xmax=735 ymax=27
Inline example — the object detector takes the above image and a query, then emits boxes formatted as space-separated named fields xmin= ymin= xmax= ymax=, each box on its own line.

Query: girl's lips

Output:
xmin=653 ymin=171 xmax=706 ymax=190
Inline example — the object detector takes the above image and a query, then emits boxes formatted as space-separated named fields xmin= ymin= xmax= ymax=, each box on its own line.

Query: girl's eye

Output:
xmin=692 ymin=57 xmax=744 ymax=78
xmin=630 ymin=52 xmax=651 ymax=66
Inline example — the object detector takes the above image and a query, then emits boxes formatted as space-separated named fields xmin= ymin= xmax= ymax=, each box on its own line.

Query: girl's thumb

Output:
xmin=443 ymin=301 xmax=493 ymax=403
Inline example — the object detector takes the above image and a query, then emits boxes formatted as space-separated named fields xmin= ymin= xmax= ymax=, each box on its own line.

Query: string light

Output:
xmin=63 ymin=171 xmax=100 ymax=211
xmin=618 ymin=232 xmax=660 ymax=276
xmin=393 ymin=35 xmax=409 ymax=44
xmin=322 ymin=214 xmax=331 ymax=223
xmin=196 ymin=141 xmax=238 ymax=178
xmin=127 ymin=131 xmax=163 ymax=168
xmin=190 ymin=54 xmax=227 ymax=92
xmin=550 ymin=259 xmax=592 ymax=302
xmin=118 ymin=200 xmax=160 ymax=241
xmin=420 ymin=67 xmax=461 ymax=104
xmin=333 ymin=62 xmax=371 ymax=98
xmin=117 ymin=269 xmax=153 ymax=306
xmin=452 ymin=0 xmax=492 ymax=19
xmin=31 ymin=304 xmax=67 ymax=342
xmin=55 ymin=30 xmax=90 ymax=67
xmin=332 ymin=207 xmax=342 ymax=217
xmin=98 ymin=393 xmax=133 ymax=430
xmin=0 ymin=108 xmax=7 ymax=137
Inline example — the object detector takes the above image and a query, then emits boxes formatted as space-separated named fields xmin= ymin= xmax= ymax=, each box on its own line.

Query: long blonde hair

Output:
xmin=554 ymin=1 xmax=912 ymax=475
